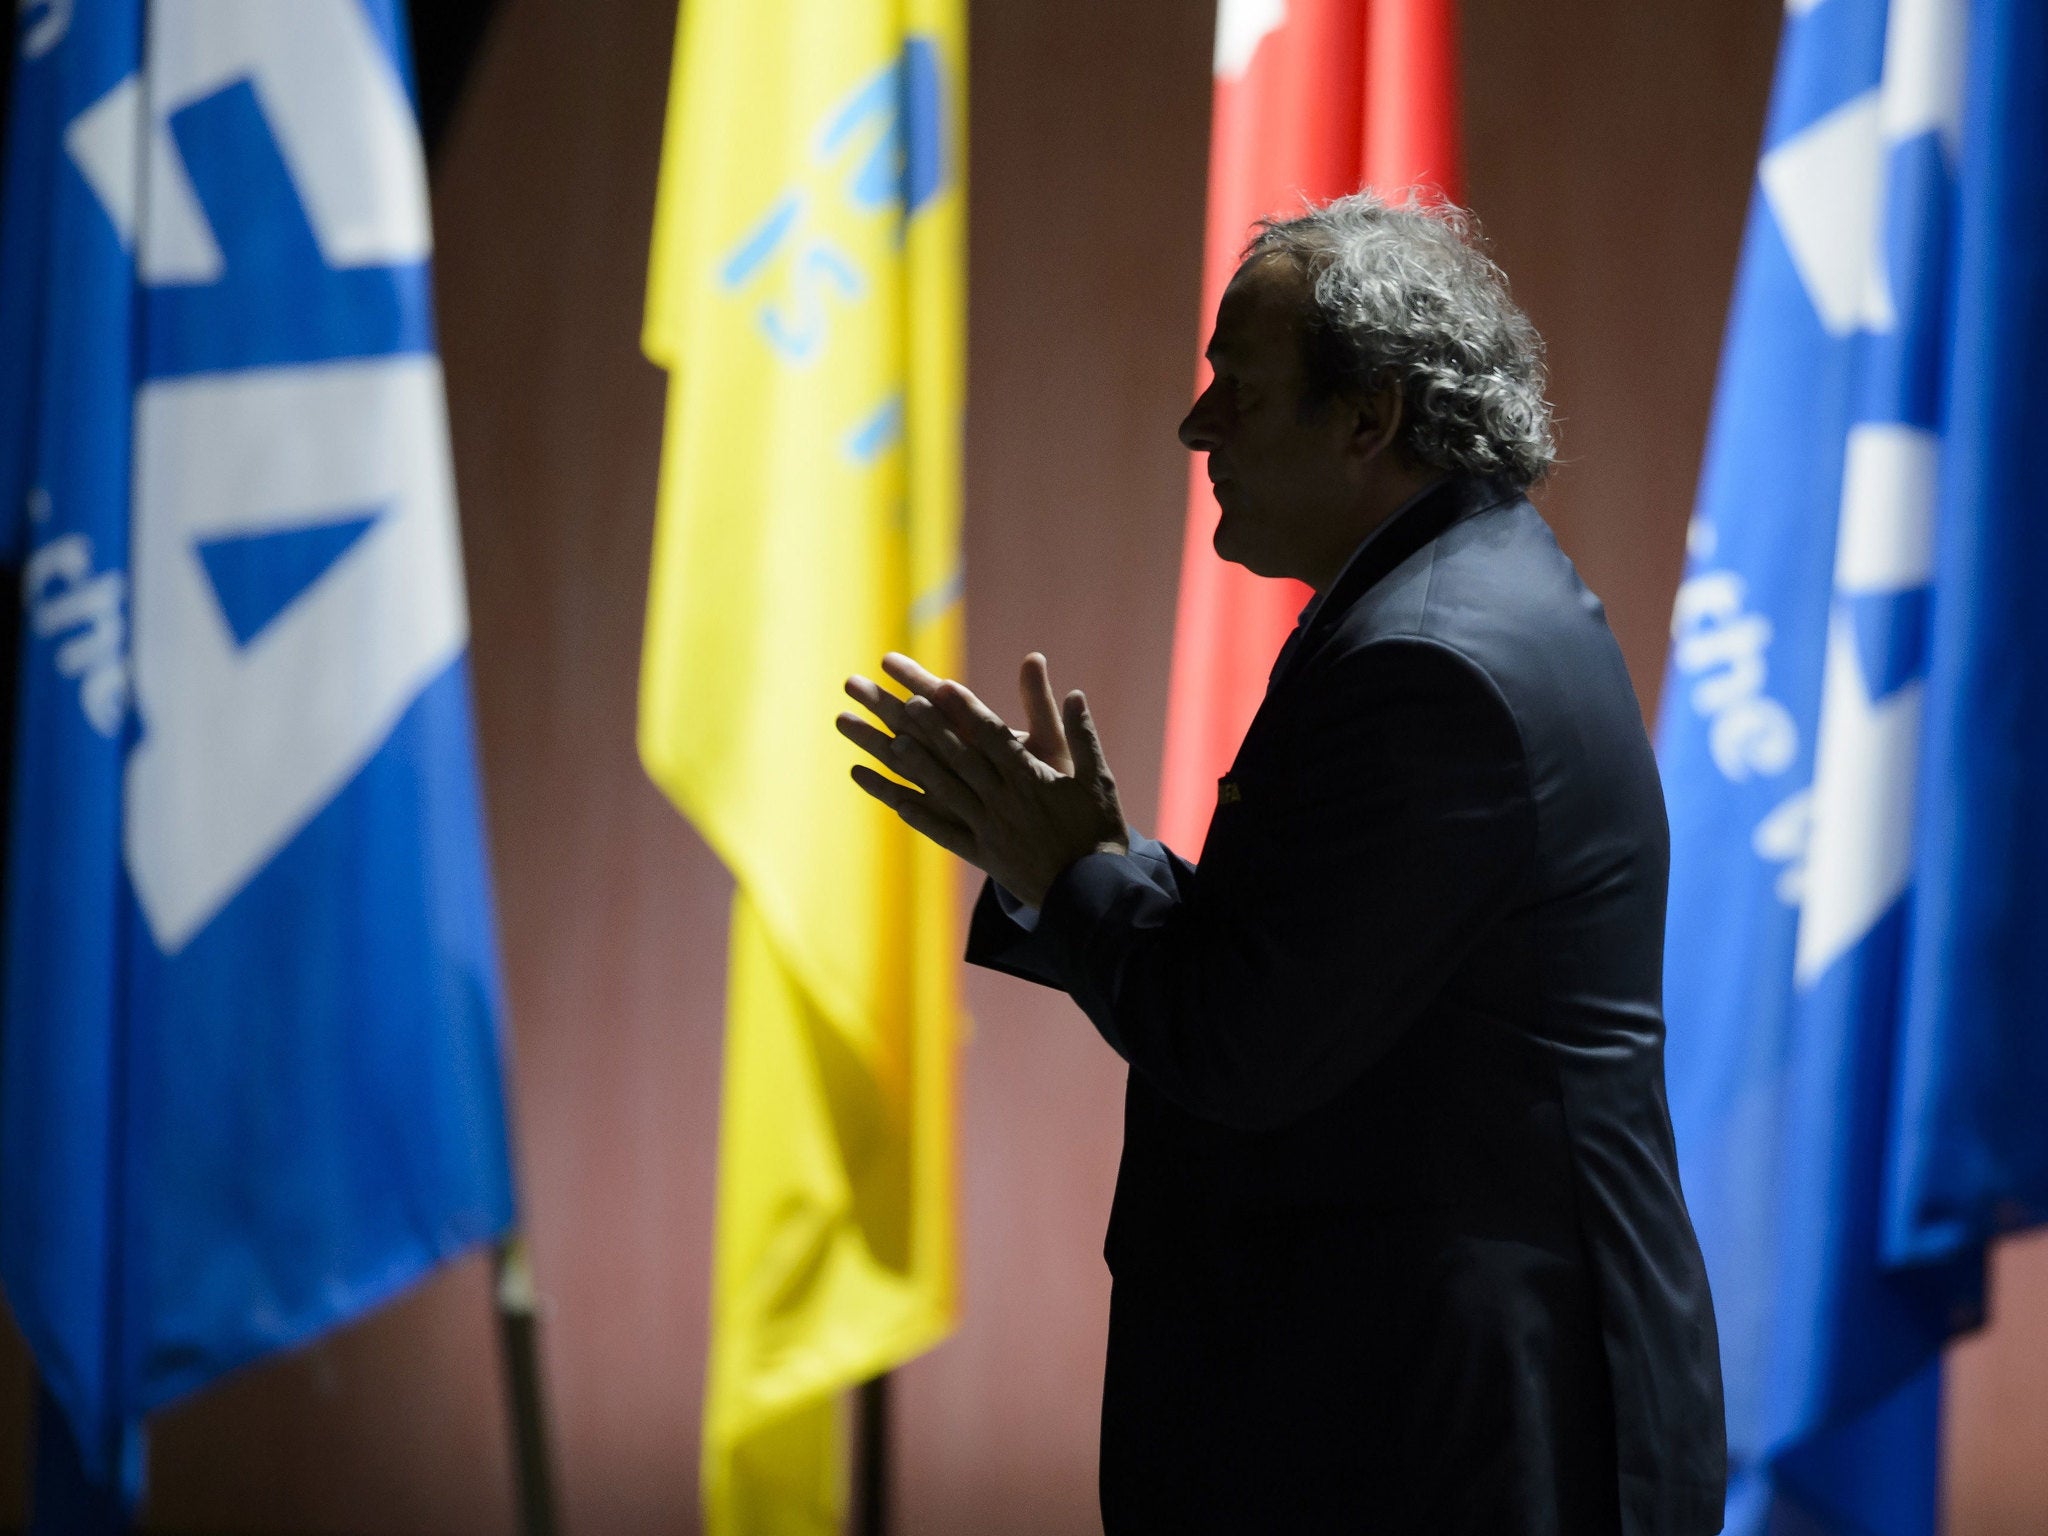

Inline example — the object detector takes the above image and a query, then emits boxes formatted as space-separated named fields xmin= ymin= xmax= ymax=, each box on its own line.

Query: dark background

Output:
xmin=2 ymin=0 xmax=2046 ymax=1530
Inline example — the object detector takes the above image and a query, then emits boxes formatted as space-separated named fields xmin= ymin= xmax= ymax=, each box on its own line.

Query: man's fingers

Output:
xmin=880 ymin=652 xmax=946 ymax=701
xmin=1019 ymin=652 xmax=1070 ymax=772
xmin=1063 ymin=689 xmax=1114 ymax=790
xmin=839 ymin=707 xmax=980 ymax=811
xmin=902 ymin=695 xmax=1004 ymax=801
xmin=849 ymin=766 xmax=977 ymax=858
xmin=846 ymin=673 xmax=913 ymax=735
xmin=931 ymin=679 xmax=1034 ymax=780
xmin=874 ymin=653 xmax=1028 ymax=785
xmin=1020 ymin=653 xmax=1062 ymax=742
xmin=835 ymin=711 xmax=910 ymax=772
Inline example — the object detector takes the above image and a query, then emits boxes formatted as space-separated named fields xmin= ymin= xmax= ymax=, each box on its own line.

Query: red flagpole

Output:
xmin=1156 ymin=0 xmax=1463 ymax=854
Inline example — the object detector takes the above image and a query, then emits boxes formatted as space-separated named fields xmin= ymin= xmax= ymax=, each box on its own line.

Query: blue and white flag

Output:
xmin=1658 ymin=0 xmax=2048 ymax=1529
xmin=0 ymin=0 xmax=517 ymax=1506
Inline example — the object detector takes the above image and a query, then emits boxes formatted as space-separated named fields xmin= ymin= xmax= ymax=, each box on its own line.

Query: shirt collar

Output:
xmin=1291 ymin=476 xmax=1448 ymax=633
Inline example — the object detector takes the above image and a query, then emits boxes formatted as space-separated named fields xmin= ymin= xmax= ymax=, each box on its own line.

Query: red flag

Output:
xmin=1155 ymin=0 xmax=1463 ymax=853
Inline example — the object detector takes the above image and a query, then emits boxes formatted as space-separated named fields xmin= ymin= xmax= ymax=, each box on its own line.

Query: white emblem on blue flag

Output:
xmin=125 ymin=356 xmax=468 ymax=952
xmin=1798 ymin=423 xmax=1937 ymax=982
xmin=1654 ymin=0 xmax=2017 ymax=1529
xmin=1783 ymin=0 xmax=1961 ymax=983
xmin=1671 ymin=0 xmax=1965 ymax=976
xmin=63 ymin=0 xmax=429 ymax=281
xmin=0 ymin=0 xmax=517 ymax=1501
xmin=52 ymin=0 xmax=468 ymax=952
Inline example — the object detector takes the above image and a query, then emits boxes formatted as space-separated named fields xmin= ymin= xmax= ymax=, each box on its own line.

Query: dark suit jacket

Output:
xmin=967 ymin=476 xmax=1726 ymax=1535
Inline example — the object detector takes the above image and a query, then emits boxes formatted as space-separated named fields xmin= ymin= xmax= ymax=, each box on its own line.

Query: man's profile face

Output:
xmin=1178 ymin=254 xmax=1358 ymax=583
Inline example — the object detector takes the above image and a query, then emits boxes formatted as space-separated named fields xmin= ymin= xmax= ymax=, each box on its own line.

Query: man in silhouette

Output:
xmin=838 ymin=193 xmax=1726 ymax=1536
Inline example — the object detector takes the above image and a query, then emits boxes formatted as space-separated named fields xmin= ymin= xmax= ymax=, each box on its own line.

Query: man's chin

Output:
xmin=1213 ymin=521 xmax=1278 ymax=579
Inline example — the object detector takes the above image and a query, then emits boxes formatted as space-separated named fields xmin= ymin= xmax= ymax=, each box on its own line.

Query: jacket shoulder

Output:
xmin=1332 ymin=501 xmax=1633 ymax=719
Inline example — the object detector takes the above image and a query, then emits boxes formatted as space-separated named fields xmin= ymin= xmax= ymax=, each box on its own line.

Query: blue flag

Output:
xmin=1657 ymin=0 xmax=2048 ymax=1530
xmin=0 ymin=0 xmax=516 ymax=1505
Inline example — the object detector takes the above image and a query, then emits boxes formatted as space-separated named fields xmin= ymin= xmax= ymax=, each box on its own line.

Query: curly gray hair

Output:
xmin=1243 ymin=192 xmax=1555 ymax=489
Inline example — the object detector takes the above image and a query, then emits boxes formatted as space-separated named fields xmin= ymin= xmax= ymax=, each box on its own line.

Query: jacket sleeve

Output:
xmin=965 ymin=832 xmax=1193 ymax=989
xmin=1026 ymin=638 xmax=1536 ymax=1131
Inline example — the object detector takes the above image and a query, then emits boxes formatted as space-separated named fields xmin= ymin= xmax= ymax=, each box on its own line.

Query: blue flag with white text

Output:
xmin=0 ymin=0 xmax=516 ymax=1502
xmin=1658 ymin=0 xmax=2048 ymax=1530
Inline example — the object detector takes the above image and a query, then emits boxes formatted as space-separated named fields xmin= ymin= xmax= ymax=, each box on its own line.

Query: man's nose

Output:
xmin=1179 ymin=385 xmax=1221 ymax=452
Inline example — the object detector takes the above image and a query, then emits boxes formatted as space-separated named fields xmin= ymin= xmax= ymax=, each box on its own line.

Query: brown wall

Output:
xmin=1 ymin=0 xmax=2043 ymax=1530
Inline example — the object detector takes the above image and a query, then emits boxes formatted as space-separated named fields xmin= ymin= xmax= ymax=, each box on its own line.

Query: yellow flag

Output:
xmin=639 ymin=2 xmax=964 ymax=1532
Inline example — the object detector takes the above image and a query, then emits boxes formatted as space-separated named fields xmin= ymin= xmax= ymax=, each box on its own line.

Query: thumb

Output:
xmin=1020 ymin=653 xmax=1062 ymax=740
xmin=1062 ymin=689 xmax=1112 ymax=788
xmin=1020 ymin=652 xmax=1069 ymax=768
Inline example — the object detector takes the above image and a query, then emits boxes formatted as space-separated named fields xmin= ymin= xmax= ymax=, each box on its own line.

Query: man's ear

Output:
xmin=1346 ymin=386 xmax=1405 ymax=463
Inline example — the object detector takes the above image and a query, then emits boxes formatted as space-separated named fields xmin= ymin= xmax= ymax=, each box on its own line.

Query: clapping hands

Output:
xmin=837 ymin=652 xmax=1129 ymax=908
